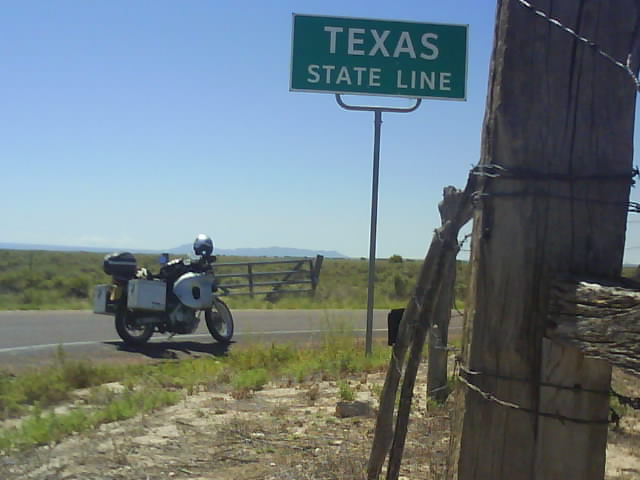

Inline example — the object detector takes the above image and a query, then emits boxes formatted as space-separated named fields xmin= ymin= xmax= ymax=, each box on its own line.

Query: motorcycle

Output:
xmin=93 ymin=234 xmax=234 ymax=346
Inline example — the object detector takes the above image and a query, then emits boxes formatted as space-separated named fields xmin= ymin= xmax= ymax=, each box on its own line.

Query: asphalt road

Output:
xmin=0 ymin=309 xmax=463 ymax=370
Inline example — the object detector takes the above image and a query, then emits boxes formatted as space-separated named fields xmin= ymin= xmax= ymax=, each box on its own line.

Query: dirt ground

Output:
xmin=1 ymin=366 xmax=639 ymax=480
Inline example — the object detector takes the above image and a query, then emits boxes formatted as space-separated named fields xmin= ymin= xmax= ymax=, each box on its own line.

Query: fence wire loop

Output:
xmin=471 ymin=191 xmax=489 ymax=206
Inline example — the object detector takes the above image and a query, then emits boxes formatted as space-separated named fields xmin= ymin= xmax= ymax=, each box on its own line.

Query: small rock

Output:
xmin=335 ymin=400 xmax=372 ymax=418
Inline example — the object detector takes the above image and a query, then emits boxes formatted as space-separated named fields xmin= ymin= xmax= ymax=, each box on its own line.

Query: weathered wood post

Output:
xmin=367 ymin=185 xmax=472 ymax=480
xmin=547 ymin=278 xmax=640 ymax=376
xmin=426 ymin=258 xmax=456 ymax=403
xmin=447 ymin=1 xmax=640 ymax=479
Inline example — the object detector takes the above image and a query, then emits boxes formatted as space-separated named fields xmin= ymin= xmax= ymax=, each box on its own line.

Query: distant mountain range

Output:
xmin=0 ymin=242 xmax=348 ymax=259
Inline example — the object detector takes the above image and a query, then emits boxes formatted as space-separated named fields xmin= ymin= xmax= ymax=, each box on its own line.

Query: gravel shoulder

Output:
xmin=2 ymin=366 xmax=638 ymax=480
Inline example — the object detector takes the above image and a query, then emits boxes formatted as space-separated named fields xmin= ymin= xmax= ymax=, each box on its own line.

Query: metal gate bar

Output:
xmin=214 ymin=255 xmax=323 ymax=300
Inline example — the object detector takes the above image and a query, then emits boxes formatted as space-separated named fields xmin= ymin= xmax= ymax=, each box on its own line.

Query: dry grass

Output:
xmin=1 ymin=356 xmax=638 ymax=480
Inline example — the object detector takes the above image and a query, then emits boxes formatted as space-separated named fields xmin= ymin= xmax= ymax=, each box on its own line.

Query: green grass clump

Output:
xmin=231 ymin=368 xmax=269 ymax=396
xmin=317 ymin=321 xmax=389 ymax=377
xmin=280 ymin=337 xmax=389 ymax=383
xmin=95 ymin=389 xmax=179 ymax=423
xmin=0 ymin=330 xmax=391 ymax=452
xmin=338 ymin=381 xmax=355 ymax=401
xmin=138 ymin=357 xmax=225 ymax=392
xmin=0 ymin=348 xmax=123 ymax=419
xmin=222 ymin=332 xmax=388 ymax=387
xmin=0 ymin=388 xmax=179 ymax=451
xmin=227 ymin=343 xmax=299 ymax=372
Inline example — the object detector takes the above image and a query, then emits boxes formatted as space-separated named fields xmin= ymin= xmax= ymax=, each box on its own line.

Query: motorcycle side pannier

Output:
xmin=127 ymin=279 xmax=166 ymax=311
xmin=103 ymin=252 xmax=137 ymax=279
xmin=93 ymin=284 xmax=112 ymax=314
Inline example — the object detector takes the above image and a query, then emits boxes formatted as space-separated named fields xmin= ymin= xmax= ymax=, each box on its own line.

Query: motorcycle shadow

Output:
xmin=104 ymin=340 xmax=231 ymax=360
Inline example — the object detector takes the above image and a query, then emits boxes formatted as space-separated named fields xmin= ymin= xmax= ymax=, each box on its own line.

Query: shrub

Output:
xmin=338 ymin=381 xmax=355 ymax=401
xmin=392 ymin=274 xmax=408 ymax=299
xmin=0 ymin=249 xmax=476 ymax=311
xmin=231 ymin=368 xmax=269 ymax=397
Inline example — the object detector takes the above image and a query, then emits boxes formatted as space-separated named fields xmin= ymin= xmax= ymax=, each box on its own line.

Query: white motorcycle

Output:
xmin=93 ymin=234 xmax=234 ymax=346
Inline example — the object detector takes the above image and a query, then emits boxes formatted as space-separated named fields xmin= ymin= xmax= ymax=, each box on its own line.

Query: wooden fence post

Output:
xmin=426 ymin=257 xmax=456 ymax=402
xmin=447 ymin=1 xmax=640 ymax=479
xmin=367 ymin=185 xmax=472 ymax=479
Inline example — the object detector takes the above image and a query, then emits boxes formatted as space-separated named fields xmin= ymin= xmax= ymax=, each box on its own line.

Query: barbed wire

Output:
xmin=458 ymin=233 xmax=472 ymax=249
xmin=430 ymin=341 xmax=460 ymax=353
xmin=469 ymin=163 xmax=640 ymax=213
xmin=472 ymin=164 xmax=639 ymax=185
xmin=426 ymin=383 xmax=450 ymax=396
xmin=459 ymin=364 xmax=610 ymax=396
xmin=516 ymin=0 xmax=640 ymax=91
xmin=450 ymin=360 xmax=640 ymax=425
xmin=457 ymin=373 xmax=612 ymax=424
xmin=611 ymin=388 xmax=640 ymax=410
xmin=472 ymin=190 xmax=640 ymax=214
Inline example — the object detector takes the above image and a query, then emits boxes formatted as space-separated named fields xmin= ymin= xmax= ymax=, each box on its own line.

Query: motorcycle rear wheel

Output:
xmin=205 ymin=298 xmax=234 ymax=344
xmin=115 ymin=309 xmax=154 ymax=346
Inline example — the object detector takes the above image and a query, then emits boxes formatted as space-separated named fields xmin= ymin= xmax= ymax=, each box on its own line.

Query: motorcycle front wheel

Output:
xmin=205 ymin=298 xmax=234 ymax=344
xmin=115 ymin=309 xmax=154 ymax=346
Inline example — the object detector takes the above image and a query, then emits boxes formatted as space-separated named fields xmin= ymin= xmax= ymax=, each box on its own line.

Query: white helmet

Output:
xmin=193 ymin=234 xmax=214 ymax=256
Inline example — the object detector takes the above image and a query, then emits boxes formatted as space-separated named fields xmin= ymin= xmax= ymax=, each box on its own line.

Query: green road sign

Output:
xmin=290 ymin=14 xmax=468 ymax=100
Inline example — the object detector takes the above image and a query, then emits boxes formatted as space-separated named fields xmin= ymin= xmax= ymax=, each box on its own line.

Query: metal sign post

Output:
xmin=290 ymin=14 xmax=468 ymax=355
xmin=336 ymin=94 xmax=421 ymax=355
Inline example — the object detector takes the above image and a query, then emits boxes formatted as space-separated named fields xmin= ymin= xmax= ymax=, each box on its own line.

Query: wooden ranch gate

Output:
xmin=213 ymin=255 xmax=324 ymax=301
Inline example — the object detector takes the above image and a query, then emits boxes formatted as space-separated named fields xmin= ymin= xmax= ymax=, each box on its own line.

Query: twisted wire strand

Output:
xmin=516 ymin=0 xmax=640 ymax=90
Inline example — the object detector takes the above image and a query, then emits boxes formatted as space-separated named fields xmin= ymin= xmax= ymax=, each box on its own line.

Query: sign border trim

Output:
xmin=289 ymin=13 xmax=469 ymax=101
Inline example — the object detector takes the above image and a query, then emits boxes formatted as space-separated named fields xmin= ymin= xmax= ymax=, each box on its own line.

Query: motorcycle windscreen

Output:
xmin=173 ymin=272 xmax=215 ymax=310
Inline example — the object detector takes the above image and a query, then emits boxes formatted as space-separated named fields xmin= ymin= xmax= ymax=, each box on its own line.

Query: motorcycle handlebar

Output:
xmin=191 ymin=255 xmax=217 ymax=272
xmin=156 ymin=254 xmax=216 ymax=278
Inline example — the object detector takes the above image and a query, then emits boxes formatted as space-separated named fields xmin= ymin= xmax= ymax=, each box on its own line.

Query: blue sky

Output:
xmin=2 ymin=1 xmax=640 ymax=262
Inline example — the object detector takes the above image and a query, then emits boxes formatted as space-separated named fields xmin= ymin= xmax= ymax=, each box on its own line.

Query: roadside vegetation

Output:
xmin=0 ymin=249 xmax=471 ymax=311
xmin=0 ymin=328 xmax=390 ymax=452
